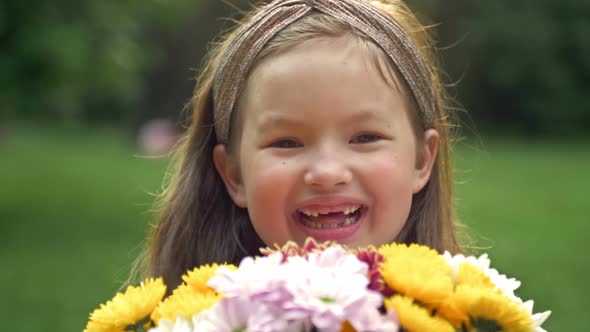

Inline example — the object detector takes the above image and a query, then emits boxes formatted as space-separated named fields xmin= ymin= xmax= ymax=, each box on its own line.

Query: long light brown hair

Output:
xmin=136 ymin=0 xmax=463 ymax=291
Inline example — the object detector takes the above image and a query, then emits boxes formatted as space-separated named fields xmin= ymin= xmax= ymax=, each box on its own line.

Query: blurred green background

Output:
xmin=1 ymin=1 xmax=588 ymax=331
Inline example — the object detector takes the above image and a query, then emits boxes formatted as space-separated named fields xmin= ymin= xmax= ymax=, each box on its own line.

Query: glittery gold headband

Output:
xmin=212 ymin=0 xmax=435 ymax=143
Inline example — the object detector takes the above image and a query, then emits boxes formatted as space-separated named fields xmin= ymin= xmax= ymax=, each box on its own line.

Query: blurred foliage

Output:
xmin=0 ymin=0 xmax=196 ymax=126
xmin=410 ymin=0 xmax=590 ymax=136
xmin=1 ymin=0 xmax=589 ymax=135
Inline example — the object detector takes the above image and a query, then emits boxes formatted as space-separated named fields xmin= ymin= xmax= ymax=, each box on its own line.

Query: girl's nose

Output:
xmin=303 ymin=157 xmax=352 ymax=189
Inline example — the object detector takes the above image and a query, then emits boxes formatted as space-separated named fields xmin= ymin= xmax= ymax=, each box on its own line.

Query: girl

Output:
xmin=139 ymin=0 xmax=462 ymax=291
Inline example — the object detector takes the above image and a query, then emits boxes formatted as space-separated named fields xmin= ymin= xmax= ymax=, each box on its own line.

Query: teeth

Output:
xmin=299 ymin=204 xmax=361 ymax=217
xmin=344 ymin=216 xmax=355 ymax=225
xmin=301 ymin=209 xmax=318 ymax=217
xmin=344 ymin=206 xmax=360 ymax=215
xmin=300 ymin=215 xmax=359 ymax=229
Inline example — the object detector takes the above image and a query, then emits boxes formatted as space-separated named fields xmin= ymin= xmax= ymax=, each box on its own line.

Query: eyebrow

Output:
xmin=345 ymin=110 xmax=389 ymax=124
xmin=257 ymin=114 xmax=307 ymax=133
xmin=257 ymin=109 xmax=390 ymax=132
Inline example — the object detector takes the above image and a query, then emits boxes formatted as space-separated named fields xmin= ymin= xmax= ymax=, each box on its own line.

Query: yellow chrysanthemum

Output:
xmin=437 ymin=262 xmax=500 ymax=327
xmin=454 ymin=285 xmax=533 ymax=332
xmin=437 ymin=295 xmax=470 ymax=328
xmin=384 ymin=295 xmax=454 ymax=332
xmin=181 ymin=263 xmax=236 ymax=294
xmin=378 ymin=243 xmax=453 ymax=308
xmin=84 ymin=278 xmax=166 ymax=332
xmin=151 ymin=284 xmax=221 ymax=323
xmin=457 ymin=262 xmax=496 ymax=289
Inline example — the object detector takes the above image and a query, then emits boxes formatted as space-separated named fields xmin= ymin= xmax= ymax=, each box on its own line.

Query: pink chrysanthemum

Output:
xmin=282 ymin=246 xmax=398 ymax=332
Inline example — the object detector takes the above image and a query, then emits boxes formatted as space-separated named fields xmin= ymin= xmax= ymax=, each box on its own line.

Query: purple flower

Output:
xmin=194 ymin=296 xmax=307 ymax=332
xmin=208 ymin=253 xmax=286 ymax=300
xmin=207 ymin=253 xmax=305 ymax=331
xmin=206 ymin=244 xmax=398 ymax=332
xmin=282 ymin=246 xmax=398 ymax=332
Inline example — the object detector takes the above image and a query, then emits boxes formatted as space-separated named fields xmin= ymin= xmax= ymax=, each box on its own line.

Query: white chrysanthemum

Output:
xmin=443 ymin=252 xmax=551 ymax=331
xmin=442 ymin=251 xmax=521 ymax=300
xmin=522 ymin=300 xmax=552 ymax=332
xmin=148 ymin=317 xmax=193 ymax=332
xmin=191 ymin=297 xmax=249 ymax=332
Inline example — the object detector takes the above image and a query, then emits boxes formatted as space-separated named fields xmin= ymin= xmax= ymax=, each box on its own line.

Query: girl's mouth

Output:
xmin=292 ymin=204 xmax=367 ymax=241
xmin=297 ymin=205 xmax=364 ymax=229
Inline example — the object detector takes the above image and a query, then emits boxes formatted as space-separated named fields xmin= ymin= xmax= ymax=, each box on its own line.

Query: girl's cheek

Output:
xmin=248 ymin=155 xmax=299 ymax=188
xmin=361 ymin=151 xmax=403 ymax=174
xmin=359 ymin=152 xmax=415 ymax=189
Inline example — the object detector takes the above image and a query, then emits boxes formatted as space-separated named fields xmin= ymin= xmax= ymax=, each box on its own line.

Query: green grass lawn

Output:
xmin=454 ymin=138 xmax=590 ymax=332
xmin=0 ymin=128 xmax=168 ymax=331
xmin=1 ymin=128 xmax=587 ymax=331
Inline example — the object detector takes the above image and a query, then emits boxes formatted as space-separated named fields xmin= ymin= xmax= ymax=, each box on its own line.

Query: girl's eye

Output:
xmin=270 ymin=139 xmax=302 ymax=149
xmin=350 ymin=133 xmax=383 ymax=144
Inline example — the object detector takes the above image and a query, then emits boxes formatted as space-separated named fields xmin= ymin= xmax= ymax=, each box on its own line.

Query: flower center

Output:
xmin=319 ymin=296 xmax=336 ymax=303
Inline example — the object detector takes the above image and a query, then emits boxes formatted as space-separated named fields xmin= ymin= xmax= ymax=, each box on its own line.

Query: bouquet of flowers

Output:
xmin=84 ymin=239 xmax=550 ymax=332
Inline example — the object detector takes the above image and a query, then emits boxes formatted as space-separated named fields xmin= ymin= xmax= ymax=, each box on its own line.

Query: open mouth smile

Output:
xmin=298 ymin=204 xmax=363 ymax=228
xmin=292 ymin=202 xmax=367 ymax=241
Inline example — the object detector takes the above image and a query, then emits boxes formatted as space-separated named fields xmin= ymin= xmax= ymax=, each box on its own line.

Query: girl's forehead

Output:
xmin=246 ymin=36 xmax=406 ymax=97
xmin=236 ymin=37 xmax=411 ymax=128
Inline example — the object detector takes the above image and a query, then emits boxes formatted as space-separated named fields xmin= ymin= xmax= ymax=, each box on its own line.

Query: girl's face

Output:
xmin=214 ymin=37 xmax=438 ymax=248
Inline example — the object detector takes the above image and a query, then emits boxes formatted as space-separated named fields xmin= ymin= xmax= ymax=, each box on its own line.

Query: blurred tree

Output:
xmin=0 ymin=0 xmax=196 ymax=126
xmin=409 ymin=0 xmax=590 ymax=136
xmin=2 ymin=0 xmax=588 ymax=136
xmin=138 ymin=0 xmax=252 ymax=128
